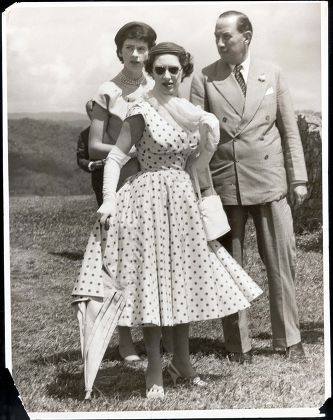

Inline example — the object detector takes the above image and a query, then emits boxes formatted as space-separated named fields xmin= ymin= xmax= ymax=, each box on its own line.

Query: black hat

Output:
xmin=149 ymin=42 xmax=186 ymax=57
xmin=114 ymin=21 xmax=157 ymax=46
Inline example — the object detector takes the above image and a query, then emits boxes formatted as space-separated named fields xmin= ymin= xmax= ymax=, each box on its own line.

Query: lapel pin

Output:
xmin=258 ymin=74 xmax=266 ymax=82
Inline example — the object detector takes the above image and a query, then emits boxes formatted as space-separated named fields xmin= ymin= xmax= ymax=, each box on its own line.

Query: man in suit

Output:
xmin=190 ymin=10 xmax=308 ymax=362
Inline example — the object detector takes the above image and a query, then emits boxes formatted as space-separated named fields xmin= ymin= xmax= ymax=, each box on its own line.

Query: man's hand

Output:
xmin=290 ymin=184 xmax=308 ymax=207
xmin=89 ymin=159 xmax=105 ymax=171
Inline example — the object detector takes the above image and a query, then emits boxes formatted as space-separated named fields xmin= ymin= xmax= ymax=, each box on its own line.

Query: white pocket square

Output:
xmin=265 ymin=87 xmax=274 ymax=95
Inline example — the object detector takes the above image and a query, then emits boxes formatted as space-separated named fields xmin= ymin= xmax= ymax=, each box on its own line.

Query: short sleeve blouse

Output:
xmin=92 ymin=79 xmax=154 ymax=121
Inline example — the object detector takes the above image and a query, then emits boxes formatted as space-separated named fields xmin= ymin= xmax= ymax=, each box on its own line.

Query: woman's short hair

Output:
xmin=145 ymin=42 xmax=194 ymax=81
xmin=114 ymin=22 xmax=157 ymax=63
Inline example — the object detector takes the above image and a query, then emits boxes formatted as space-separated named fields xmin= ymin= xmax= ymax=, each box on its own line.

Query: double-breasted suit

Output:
xmin=191 ymin=57 xmax=307 ymax=352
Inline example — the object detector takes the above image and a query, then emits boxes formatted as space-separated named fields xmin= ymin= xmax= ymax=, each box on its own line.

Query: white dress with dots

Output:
xmin=72 ymin=100 xmax=262 ymax=327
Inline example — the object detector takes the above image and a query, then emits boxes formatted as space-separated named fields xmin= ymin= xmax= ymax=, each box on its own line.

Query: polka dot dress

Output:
xmin=72 ymin=100 xmax=262 ymax=326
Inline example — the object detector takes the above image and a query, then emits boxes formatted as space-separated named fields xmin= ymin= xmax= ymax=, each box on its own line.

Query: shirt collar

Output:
xmin=229 ymin=53 xmax=251 ymax=82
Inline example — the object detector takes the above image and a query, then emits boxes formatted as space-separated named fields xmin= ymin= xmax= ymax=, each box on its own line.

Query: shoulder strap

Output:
xmin=191 ymin=166 xmax=214 ymax=202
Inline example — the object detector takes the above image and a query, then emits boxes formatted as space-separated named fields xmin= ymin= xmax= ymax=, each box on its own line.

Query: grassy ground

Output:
xmin=8 ymin=195 xmax=325 ymax=413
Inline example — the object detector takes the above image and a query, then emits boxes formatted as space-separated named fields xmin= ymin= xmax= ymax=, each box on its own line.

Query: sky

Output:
xmin=4 ymin=1 xmax=324 ymax=114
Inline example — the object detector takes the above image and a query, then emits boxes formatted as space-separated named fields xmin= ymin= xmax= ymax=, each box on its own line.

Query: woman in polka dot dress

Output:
xmin=72 ymin=42 xmax=262 ymax=399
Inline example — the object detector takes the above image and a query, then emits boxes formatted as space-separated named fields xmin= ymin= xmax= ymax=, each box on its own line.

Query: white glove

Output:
xmin=199 ymin=113 xmax=220 ymax=152
xmin=97 ymin=146 xmax=128 ymax=228
xmin=188 ymin=113 xmax=220 ymax=193
xmin=128 ymin=145 xmax=137 ymax=158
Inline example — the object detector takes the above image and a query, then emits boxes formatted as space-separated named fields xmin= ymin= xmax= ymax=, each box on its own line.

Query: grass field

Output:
xmin=8 ymin=195 xmax=325 ymax=414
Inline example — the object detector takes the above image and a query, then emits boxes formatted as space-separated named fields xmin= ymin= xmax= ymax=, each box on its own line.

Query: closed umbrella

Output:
xmin=83 ymin=291 xmax=125 ymax=399
xmin=73 ymin=219 xmax=124 ymax=399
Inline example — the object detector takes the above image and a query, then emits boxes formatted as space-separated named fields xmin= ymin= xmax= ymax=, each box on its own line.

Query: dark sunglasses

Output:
xmin=153 ymin=66 xmax=181 ymax=75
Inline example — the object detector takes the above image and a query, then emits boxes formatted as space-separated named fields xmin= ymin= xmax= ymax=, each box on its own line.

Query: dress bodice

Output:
xmin=93 ymin=79 xmax=154 ymax=120
xmin=127 ymin=101 xmax=198 ymax=171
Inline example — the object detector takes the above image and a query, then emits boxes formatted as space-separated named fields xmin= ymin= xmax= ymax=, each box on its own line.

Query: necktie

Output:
xmin=233 ymin=64 xmax=246 ymax=96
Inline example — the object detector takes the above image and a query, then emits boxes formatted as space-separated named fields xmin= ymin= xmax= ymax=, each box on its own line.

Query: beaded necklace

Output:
xmin=119 ymin=70 xmax=146 ymax=87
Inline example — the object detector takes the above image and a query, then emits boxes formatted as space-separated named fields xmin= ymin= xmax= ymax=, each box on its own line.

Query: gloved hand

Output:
xmin=97 ymin=199 xmax=117 ymax=228
xmin=97 ymin=146 xmax=128 ymax=229
xmin=188 ymin=112 xmax=220 ymax=194
xmin=199 ymin=113 xmax=220 ymax=152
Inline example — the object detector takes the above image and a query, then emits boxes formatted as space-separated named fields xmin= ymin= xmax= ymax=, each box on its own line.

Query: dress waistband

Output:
xmin=129 ymin=167 xmax=191 ymax=182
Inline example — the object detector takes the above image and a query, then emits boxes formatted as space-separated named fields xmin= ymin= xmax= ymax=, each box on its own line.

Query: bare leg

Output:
xmin=171 ymin=323 xmax=196 ymax=377
xmin=143 ymin=326 xmax=163 ymax=389
xmin=118 ymin=326 xmax=140 ymax=361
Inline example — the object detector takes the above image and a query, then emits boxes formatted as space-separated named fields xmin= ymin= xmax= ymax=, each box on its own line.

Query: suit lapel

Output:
xmin=212 ymin=61 xmax=245 ymax=117
xmin=239 ymin=59 xmax=268 ymax=131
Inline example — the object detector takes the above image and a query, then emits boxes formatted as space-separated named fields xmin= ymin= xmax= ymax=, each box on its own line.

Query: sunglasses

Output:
xmin=153 ymin=66 xmax=181 ymax=75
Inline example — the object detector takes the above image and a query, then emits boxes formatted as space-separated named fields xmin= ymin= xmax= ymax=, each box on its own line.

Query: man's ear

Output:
xmin=243 ymin=31 xmax=252 ymax=45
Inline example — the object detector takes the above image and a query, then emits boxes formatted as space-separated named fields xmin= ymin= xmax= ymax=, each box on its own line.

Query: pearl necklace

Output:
xmin=119 ymin=71 xmax=145 ymax=87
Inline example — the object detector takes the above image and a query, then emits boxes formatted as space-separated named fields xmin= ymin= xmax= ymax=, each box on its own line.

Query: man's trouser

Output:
xmin=220 ymin=197 xmax=301 ymax=352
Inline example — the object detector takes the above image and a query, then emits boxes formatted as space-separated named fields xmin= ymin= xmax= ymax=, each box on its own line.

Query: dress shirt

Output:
xmin=229 ymin=53 xmax=251 ymax=83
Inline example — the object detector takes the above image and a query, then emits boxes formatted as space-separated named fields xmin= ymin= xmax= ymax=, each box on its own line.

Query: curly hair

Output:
xmin=145 ymin=50 xmax=194 ymax=81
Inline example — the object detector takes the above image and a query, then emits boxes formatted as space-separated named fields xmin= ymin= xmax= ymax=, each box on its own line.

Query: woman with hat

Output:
xmin=73 ymin=42 xmax=262 ymax=399
xmin=73 ymin=22 xmax=158 ymax=365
